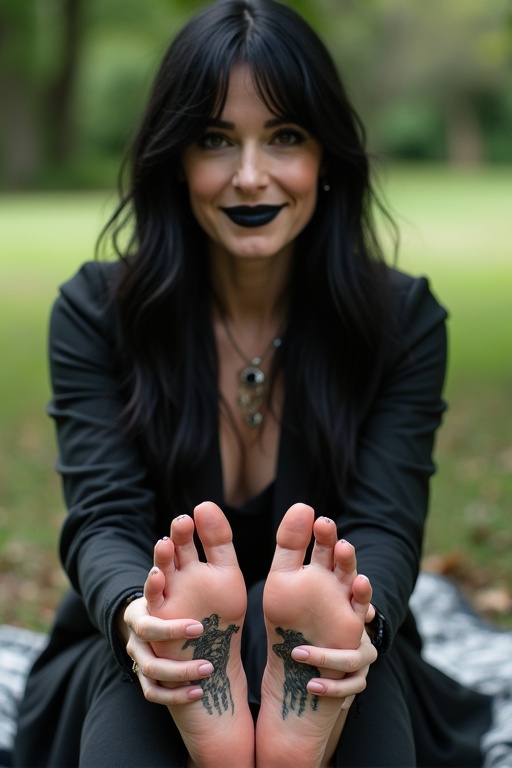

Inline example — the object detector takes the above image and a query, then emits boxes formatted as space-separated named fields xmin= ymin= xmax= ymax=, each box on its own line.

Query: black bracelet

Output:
xmin=366 ymin=607 xmax=390 ymax=655
xmin=125 ymin=591 xmax=144 ymax=604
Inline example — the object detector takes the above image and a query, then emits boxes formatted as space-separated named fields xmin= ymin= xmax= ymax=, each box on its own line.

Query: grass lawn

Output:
xmin=1 ymin=163 xmax=511 ymax=630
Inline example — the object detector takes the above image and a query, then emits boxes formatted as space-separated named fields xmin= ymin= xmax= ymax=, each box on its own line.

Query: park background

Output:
xmin=0 ymin=0 xmax=511 ymax=631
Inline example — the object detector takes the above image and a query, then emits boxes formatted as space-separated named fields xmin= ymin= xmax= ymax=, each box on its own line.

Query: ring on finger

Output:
xmin=132 ymin=659 xmax=139 ymax=675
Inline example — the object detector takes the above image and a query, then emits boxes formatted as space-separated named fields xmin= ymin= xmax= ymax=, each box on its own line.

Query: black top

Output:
xmin=46 ymin=261 xmax=447 ymax=673
xmin=224 ymin=483 xmax=275 ymax=588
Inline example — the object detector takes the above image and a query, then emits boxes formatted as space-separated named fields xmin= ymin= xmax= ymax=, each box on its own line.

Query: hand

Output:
xmin=291 ymin=626 xmax=377 ymax=709
xmin=123 ymin=596 xmax=210 ymax=706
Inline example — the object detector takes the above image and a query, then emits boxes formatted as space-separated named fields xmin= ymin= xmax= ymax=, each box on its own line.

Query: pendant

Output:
xmin=240 ymin=364 xmax=265 ymax=387
xmin=237 ymin=363 xmax=265 ymax=427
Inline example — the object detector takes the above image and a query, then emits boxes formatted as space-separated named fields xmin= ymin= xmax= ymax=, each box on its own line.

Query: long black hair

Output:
xmin=100 ymin=0 xmax=396 ymax=512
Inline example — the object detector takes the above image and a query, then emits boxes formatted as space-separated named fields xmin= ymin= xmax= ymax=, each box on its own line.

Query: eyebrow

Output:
xmin=206 ymin=117 xmax=297 ymax=130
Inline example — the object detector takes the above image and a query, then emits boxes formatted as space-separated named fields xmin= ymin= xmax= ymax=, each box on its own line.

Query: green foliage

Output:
xmin=1 ymin=0 xmax=512 ymax=189
xmin=375 ymin=102 xmax=446 ymax=161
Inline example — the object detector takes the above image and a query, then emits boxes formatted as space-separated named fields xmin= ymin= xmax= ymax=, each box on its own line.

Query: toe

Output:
xmin=144 ymin=565 xmax=166 ymax=612
xmin=193 ymin=501 xmax=238 ymax=567
xmin=352 ymin=574 xmax=373 ymax=612
xmin=153 ymin=536 xmax=176 ymax=574
xmin=272 ymin=503 xmax=315 ymax=571
xmin=170 ymin=514 xmax=198 ymax=567
xmin=310 ymin=516 xmax=337 ymax=569
xmin=333 ymin=539 xmax=358 ymax=587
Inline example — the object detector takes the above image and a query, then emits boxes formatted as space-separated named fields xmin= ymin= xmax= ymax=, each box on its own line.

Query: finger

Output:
xmin=170 ymin=514 xmax=199 ymax=568
xmin=272 ymin=503 xmax=315 ymax=571
xmin=138 ymin=675 xmax=205 ymax=706
xmin=309 ymin=516 xmax=337 ymax=569
xmin=291 ymin=641 xmax=377 ymax=674
xmin=306 ymin=669 xmax=369 ymax=699
xmin=193 ymin=501 xmax=238 ymax=567
xmin=126 ymin=614 xmax=204 ymax=644
xmin=136 ymin=654 xmax=215 ymax=686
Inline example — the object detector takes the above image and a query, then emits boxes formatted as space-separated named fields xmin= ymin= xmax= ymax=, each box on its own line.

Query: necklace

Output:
xmin=222 ymin=318 xmax=283 ymax=427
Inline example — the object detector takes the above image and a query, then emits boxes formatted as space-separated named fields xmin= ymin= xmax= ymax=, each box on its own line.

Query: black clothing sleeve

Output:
xmin=48 ymin=262 xmax=158 ymax=671
xmin=339 ymin=271 xmax=448 ymax=652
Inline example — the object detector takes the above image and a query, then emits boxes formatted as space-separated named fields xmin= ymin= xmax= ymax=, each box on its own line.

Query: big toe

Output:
xmin=194 ymin=501 xmax=237 ymax=566
xmin=272 ymin=503 xmax=315 ymax=571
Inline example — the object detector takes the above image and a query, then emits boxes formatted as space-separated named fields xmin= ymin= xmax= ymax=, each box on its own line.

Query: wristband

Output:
xmin=366 ymin=607 xmax=390 ymax=655
xmin=125 ymin=591 xmax=144 ymax=604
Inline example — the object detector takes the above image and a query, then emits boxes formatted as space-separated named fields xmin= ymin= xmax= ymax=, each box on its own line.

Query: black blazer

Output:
xmin=46 ymin=261 xmax=447 ymax=673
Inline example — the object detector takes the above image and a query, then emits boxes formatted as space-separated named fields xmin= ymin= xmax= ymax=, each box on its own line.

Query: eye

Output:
xmin=198 ymin=132 xmax=229 ymax=149
xmin=272 ymin=128 xmax=306 ymax=146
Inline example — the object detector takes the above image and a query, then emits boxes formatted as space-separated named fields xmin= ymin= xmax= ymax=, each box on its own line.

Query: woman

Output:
xmin=14 ymin=0 xmax=492 ymax=766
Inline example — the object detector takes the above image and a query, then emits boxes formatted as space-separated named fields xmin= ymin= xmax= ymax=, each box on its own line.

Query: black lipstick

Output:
xmin=222 ymin=204 xmax=286 ymax=228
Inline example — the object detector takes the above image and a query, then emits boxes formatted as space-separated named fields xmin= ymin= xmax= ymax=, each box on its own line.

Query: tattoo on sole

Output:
xmin=183 ymin=613 xmax=240 ymax=715
xmin=272 ymin=627 xmax=320 ymax=719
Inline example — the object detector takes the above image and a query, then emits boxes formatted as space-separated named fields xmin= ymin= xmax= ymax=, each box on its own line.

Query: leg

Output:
xmin=334 ymin=644 xmax=416 ymax=767
xmin=81 ymin=638 xmax=189 ymax=768
xmin=257 ymin=504 xmax=371 ymax=768
xmin=145 ymin=501 xmax=254 ymax=768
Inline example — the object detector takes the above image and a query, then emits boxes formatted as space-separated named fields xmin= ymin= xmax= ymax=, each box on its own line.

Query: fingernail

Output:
xmin=161 ymin=536 xmax=169 ymax=541
xmin=319 ymin=516 xmax=334 ymax=523
xmin=150 ymin=566 xmax=159 ymax=575
xmin=187 ymin=687 xmax=204 ymax=700
xmin=198 ymin=662 xmax=214 ymax=675
xmin=292 ymin=648 xmax=310 ymax=661
xmin=307 ymin=681 xmax=324 ymax=694
xmin=185 ymin=623 xmax=203 ymax=637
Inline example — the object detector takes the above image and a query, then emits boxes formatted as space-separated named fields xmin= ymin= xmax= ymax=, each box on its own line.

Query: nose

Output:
xmin=232 ymin=144 xmax=269 ymax=192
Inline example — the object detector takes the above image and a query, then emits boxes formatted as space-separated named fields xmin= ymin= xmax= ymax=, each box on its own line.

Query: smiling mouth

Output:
xmin=221 ymin=204 xmax=287 ymax=228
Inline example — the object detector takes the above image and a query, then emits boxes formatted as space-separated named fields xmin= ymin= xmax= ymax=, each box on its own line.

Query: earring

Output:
xmin=323 ymin=181 xmax=331 ymax=192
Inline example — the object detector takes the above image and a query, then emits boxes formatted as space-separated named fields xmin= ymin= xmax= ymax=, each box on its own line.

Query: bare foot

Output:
xmin=257 ymin=503 xmax=371 ymax=768
xmin=145 ymin=501 xmax=253 ymax=768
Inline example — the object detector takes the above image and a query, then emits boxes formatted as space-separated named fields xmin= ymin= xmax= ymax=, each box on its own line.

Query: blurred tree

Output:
xmin=47 ymin=0 xmax=85 ymax=164
xmin=0 ymin=2 xmax=41 ymax=186
xmin=0 ymin=0 xmax=510 ymax=189
xmin=322 ymin=0 xmax=512 ymax=165
xmin=0 ymin=0 xmax=85 ymax=187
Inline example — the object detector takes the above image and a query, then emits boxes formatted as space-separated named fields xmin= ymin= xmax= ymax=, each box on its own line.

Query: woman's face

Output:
xmin=180 ymin=65 xmax=323 ymax=265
